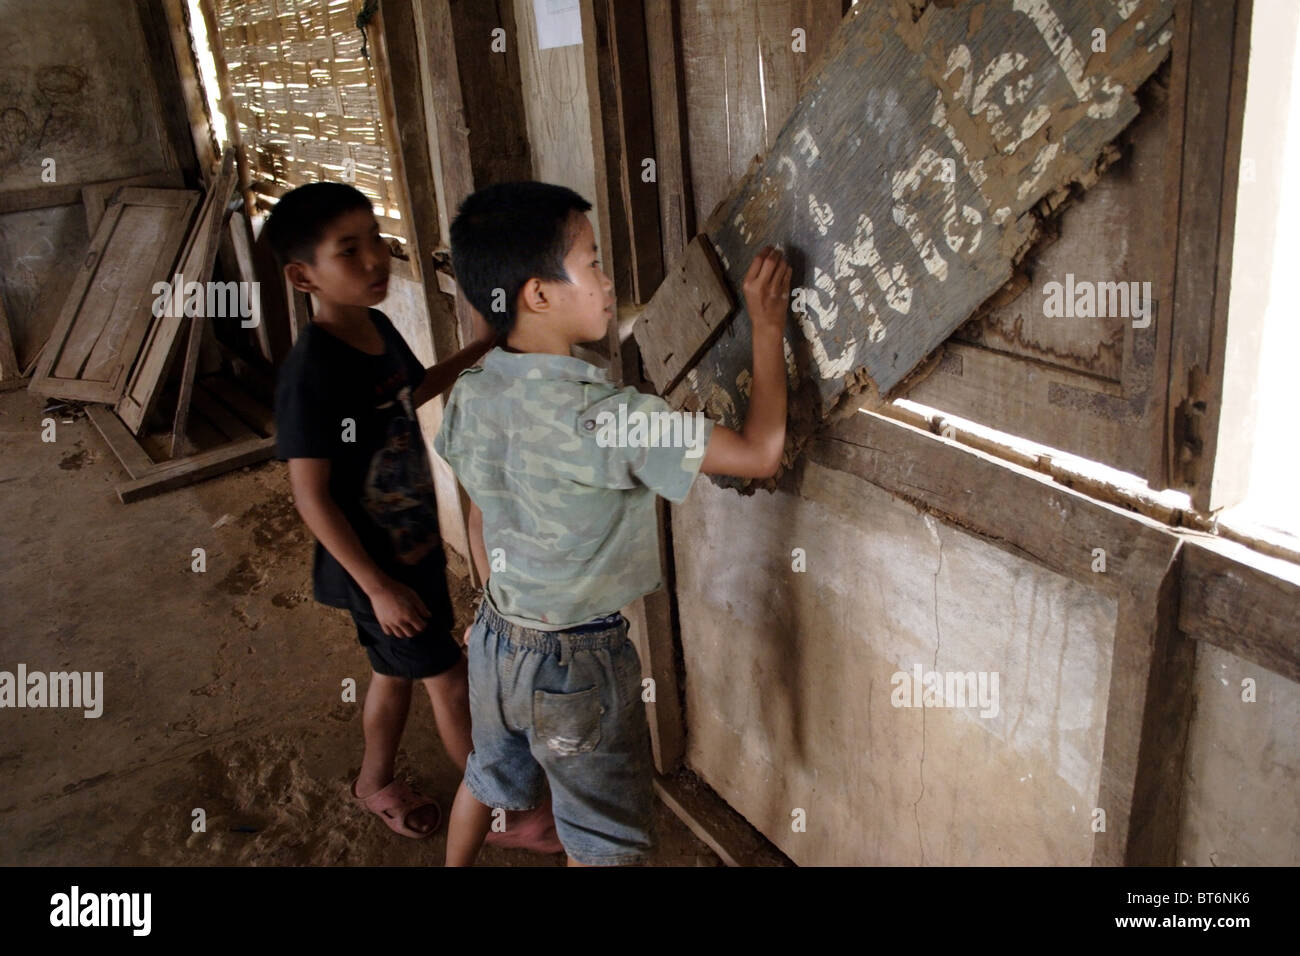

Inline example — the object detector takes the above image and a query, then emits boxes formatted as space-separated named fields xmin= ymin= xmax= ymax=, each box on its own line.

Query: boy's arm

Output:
xmin=287 ymin=458 xmax=431 ymax=637
xmin=700 ymin=246 xmax=791 ymax=479
xmin=412 ymin=308 xmax=498 ymax=407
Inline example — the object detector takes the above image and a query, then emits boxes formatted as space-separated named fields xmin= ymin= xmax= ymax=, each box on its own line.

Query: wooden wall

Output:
xmin=679 ymin=0 xmax=845 ymax=229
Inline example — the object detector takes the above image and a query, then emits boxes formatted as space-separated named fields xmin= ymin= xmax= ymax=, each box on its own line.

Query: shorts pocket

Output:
xmin=533 ymin=686 xmax=604 ymax=756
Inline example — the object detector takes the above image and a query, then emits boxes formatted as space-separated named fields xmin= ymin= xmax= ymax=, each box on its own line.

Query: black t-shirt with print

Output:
xmin=274 ymin=308 xmax=451 ymax=622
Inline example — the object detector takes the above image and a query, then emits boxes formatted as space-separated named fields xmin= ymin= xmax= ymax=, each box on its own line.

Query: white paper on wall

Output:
xmin=534 ymin=0 xmax=582 ymax=49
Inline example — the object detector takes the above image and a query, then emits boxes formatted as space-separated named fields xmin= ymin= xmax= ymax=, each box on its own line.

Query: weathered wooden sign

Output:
xmin=645 ymin=0 xmax=1174 ymax=468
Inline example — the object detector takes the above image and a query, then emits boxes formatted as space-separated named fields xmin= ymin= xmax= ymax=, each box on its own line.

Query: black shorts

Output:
xmin=350 ymin=607 xmax=462 ymax=679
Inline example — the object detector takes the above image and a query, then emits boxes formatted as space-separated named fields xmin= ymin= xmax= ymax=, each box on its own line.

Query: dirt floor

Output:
xmin=0 ymin=387 xmax=720 ymax=866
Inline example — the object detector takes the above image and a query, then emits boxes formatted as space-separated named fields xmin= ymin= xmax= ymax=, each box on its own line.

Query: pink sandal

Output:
xmin=349 ymin=778 xmax=441 ymax=839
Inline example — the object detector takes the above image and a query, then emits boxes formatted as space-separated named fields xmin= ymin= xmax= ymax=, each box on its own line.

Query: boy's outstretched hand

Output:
xmin=742 ymin=246 xmax=792 ymax=333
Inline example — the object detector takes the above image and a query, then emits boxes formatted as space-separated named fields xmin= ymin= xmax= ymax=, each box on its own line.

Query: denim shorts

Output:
xmin=463 ymin=598 xmax=655 ymax=865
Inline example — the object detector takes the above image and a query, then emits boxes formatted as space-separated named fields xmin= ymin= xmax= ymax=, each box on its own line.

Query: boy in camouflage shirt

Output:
xmin=435 ymin=181 xmax=791 ymax=866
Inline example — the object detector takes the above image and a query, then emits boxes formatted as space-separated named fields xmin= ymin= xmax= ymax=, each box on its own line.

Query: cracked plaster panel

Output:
xmin=673 ymin=459 xmax=1116 ymax=865
xmin=1176 ymin=643 xmax=1300 ymax=867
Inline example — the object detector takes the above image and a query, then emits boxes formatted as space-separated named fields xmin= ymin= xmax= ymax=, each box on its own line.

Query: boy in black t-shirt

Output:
xmin=268 ymin=182 xmax=558 ymax=850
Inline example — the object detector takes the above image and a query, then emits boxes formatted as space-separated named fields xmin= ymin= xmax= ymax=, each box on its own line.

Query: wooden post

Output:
xmin=159 ymin=0 xmax=220 ymax=182
xmin=196 ymin=0 xmax=258 ymax=223
xmin=171 ymin=152 xmax=237 ymax=457
xmin=644 ymin=0 xmax=693 ymax=266
xmin=372 ymin=0 xmax=460 ymax=363
xmin=135 ymin=0 xmax=201 ymax=185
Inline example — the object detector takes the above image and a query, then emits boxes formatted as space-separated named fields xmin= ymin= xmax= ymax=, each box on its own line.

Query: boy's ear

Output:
xmin=285 ymin=262 xmax=315 ymax=294
xmin=518 ymin=277 xmax=551 ymax=314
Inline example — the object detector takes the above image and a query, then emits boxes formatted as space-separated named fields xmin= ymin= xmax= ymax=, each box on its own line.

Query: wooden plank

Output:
xmin=170 ymin=152 xmax=238 ymax=457
xmin=372 ymin=0 xmax=461 ymax=364
xmin=607 ymin=0 xmax=664 ymax=303
xmin=1165 ymin=0 xmax=1252 ymax=510
xmin=0 ymin=185 xmax=84 ymax=217
xmin=196 ymin=0 xmax=257 ymax=219
xmin=447 ymin=0 xmax=532 ymax=189
xmin=135 ymin=0 xmax=200 ymax=182
xmin=653 ymin=771 xmax=792 ymax=867
xmin=29 ymin=188 xmax=199 ymax=403
xmin=160 ymin=0 xmax=219 ymax=182
xmin=667 ymin=0 xmax=1175 ymax=471
xmin=624 ymin=497 xmax=686 ymax=774
xmin=116 ymin=435 xmax=276 ymax=503
xmin=82 ymin=170 xmax=185 ymax=237
xmin=579 ymin=0 xmax=624 ymax=374
xmin=415 ymin=0 xmax=482 ymax=346
xmin=1094 ymin=560 xmax=1195 ymax=866
xmin=813 ymin=412 xmax=1176 ymax=592
xmin=86 ymin=405 xmax=157 ymax=481
xmin=1179 ymin=537 xmax=1300 ymax=685
xmin=634 ymin=235 xmax=736 ymax=394
xmin=679 ymin=0 xmax=761 ymax=229
xmin=643 ymin=0 xmax=692 ymax=264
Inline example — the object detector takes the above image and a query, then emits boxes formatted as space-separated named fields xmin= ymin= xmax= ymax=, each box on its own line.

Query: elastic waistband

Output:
xmin=475 ymin=597 xmax=627 ymax=651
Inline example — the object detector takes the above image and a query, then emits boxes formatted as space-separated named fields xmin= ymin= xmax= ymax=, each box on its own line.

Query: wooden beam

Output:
xmin=159 ymin=0 xmax=220 ymax=181
xmin=86 ymin=405 xmax=157 ymax=481
xmin=606 ymin=0 xmax=664 ymax=304
xmin=116 ymin=436 xmax=276 ymax=503
xmin=581 ymin=0 xmax=632 ymax=333
xmin=372 ymin=0 xmax=460 ymax=364
xmin=1179 ymin=536 xmax=1300 ymax=684
xmin=1163 ymin=0 xmax=1254 ymax=511
xmin=653 ymin=771 xmax=792 ymax=867
xmin=445 ymin=0 xmax=532 ymax=189
xmin=643 ymin=0 xmax=693 ymax=265
xmin=624 ymin=496 xmax=687 ymax=774
xmin=171 ymin=151 xmax=237 ymax=458
xmin=196 ymin=0 xmax=258 ymax=219
xmin=1096 ymin=552 xmax=1196 ymax=866
xmin=0 ymin=185 xmax=82 ymax=217
xmin=219 ymin=210 xmax=272 ymax=362
xmin=135 ymin=0 xmax=201 ymax=185
xmin=416 ymin=0 xmax=501 ymax=343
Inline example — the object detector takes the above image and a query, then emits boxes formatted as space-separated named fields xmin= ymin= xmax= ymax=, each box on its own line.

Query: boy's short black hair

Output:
xmin=449 ymin=181 xmax=593 ymax=335
xmin=263 ymin=181 xmax=375 ymax=269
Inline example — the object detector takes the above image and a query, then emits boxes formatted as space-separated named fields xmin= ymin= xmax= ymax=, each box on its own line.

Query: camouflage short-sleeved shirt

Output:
xmin=434 ymin=347 xmax=713 ymax=630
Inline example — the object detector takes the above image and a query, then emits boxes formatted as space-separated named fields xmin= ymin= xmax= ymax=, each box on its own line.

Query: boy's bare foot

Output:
xmin=350 ymin=778 xmax=441 ymax=838
xmin=484 ymin=797 xmax=564 ymax=854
